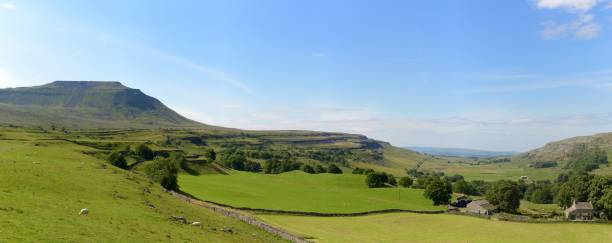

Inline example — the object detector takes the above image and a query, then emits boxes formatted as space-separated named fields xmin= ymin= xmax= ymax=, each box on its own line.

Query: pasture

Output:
xmin=259 ymin=213 xmax=612 ymax=243
xmin=0 ymin=131 xmax=283 ymax=242
xmin=179 ymin=171 xmax=443 ymax=213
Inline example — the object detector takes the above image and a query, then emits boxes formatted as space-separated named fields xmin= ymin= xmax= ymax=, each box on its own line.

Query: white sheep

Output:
xmin=79 ymin=208 xmax=89 ymax=215
xmin=191 ymin=221 xmax=202 ymax=226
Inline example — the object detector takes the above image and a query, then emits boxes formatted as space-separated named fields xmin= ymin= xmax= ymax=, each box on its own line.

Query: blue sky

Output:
xmin=2 ymin=0 xmax=612 ymax=151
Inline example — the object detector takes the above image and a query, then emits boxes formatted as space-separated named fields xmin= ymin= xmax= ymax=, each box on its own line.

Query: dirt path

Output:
xmin=169 ymin=191 xmax=310 ymax=243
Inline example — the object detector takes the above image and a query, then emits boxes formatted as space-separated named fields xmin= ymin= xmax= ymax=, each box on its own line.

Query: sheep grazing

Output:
xmin=191 ymin=221 xmax=202 ymax=226
xmin=79 ymin=208 xmax=89 ymax=216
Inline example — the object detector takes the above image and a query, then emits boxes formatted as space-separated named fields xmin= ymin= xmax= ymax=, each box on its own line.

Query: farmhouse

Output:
xmin=565 ymin=201 xmax=594 ymax=220
xmin=465 ymin=200 xmax=496 ymax=215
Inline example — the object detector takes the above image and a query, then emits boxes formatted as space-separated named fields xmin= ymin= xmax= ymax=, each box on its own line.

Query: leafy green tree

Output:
xmin=135 ymin=144 xmax=154 ymax=160
xmin=386 ymin=174 xmax=397 ymax=186
xmin=588 ymin=176 xmax=612 ymax=210
xmin=205 ymin=148 xmax=216 ymax=161
xmin=145 ymin=157 xmax=179 ymax=190
xmin=555 ymin=174 xmax=592 ymax=208
xmin=315 ymin=164 xmax=327 ymax=173
xmin=453 ymin=180 xmax=478 ymax=195
xmin=423 ymin=177 xmax=452 ymax=205
xmin=244 ymin=161 xmax=262 ymax=172
xmin=486 ymin=180 xmax=521 ymax=213
xmin=107 ymin=151 xmax=128 ymax=169
xmin=598 ymin=187 xmax=612 ymax=218
xmin=303 ymin=165 xmax=315 ymax=174
xmin=399 ymin=176 xmax=413 ymax=188
xmin=327 ymin=164 xmax=342 ymax=174
xmin=222 ymin=152 xmax=246 ymax=171
xmin=366 ymin=172 xmax=389 ymax=188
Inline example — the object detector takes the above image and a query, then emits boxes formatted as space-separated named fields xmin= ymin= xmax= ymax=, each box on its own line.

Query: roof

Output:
xmin=467 ymin=200 xmax=497 ymax=211
xmin=571 ymin=202 xmax=594 ymax=210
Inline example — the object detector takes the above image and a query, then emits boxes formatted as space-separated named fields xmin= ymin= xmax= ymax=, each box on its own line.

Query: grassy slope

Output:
xmin=259 ymin=213 xmax=612 ymax=243
xmin=179 ymin=171 xmax=443 ymax=213
xmin=0 ymin=129 xmax=284 ymax=242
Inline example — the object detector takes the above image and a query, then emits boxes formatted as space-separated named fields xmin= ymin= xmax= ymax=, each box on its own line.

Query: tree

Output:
xmin=399 ymin=176 xmax=413 ymax=188
xmin=222 ymin=152 xmax=246 ymax=171
xmin=588 ymin=176 xmax=612 ymax=210
xmin=303 ymin=165 xmax=315 ymax=174
xmin=315 ymin=164 xmax=327 ymax=173
xmin=327 ymin=164 xmax=342 ymax=174
xmin=423 ymin=177 xmax=452 ymax=205
xmin=555 ymin=174 xmax=592 ymax=208
xmin=453 ymin=180 xmax=478 ymax=195
xmin=205 ymin=148 xmax=216 ymax=161
xmin=244 ymin=161 xmax=262 ymax=172
xmin=107 ymin=151 xmax=128 ymax=169
xmin=386 ymin=174 xmax=397 ymax=186
xmin=135 ymin=144 xmax=154 ymax=160
xmin=145 ymin=157 xmax=179 ymax=190
xmin=486 ymin=180 xmax=521 ymax=213
xmin=598 ymin=187 xmax=612 ymax=218
xmin=366 ymin=172 xmax=389 ymax=188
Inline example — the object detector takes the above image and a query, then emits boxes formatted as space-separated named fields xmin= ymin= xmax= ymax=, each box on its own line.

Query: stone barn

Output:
xmin=565 ymin=201 xmax=594 ymax=220
xmin=465 ymin=199 xmax=497 ymax=216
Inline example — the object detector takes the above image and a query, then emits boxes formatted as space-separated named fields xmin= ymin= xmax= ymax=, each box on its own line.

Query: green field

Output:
xmin=179 ymin=171 xmax=443 ymax=213
xmin=0 ymin=137 xmax=283 ymax=242
xmin=259 ymin=213 xmax=612 ymax=243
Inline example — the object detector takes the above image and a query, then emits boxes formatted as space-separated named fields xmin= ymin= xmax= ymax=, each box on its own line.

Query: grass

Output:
xmin=0 ymin=131 xmax=284 ymax=242
xmin=259 ymin=213 xmax=612 ymax=243
xmin=179 ymin=171 xmax=443 ymax=213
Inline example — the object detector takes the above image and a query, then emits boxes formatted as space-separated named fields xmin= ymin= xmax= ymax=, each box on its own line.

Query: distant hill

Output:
xmin=517 ymin=132 xmax=612 ymax=162
xmin=407 ymin=146 xmax=518 ymax=158
xmin=0 ymin=81 xmax=212 ymax=129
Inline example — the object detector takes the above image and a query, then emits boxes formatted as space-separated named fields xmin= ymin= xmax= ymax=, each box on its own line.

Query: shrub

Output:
xmin=205 ymin=148 xmax=216 ymax=161
xmin=399 ymin=176 xmax=413 ymax=188
xmin=135 ymin=144 xmax=154 ymax=160
xmin=264 ymin=159 xmax=302 ymax=174
xmin=107 ymin=151 xmax=128 ymax=169
xmin=352 ymin=168 xmax=365 ymax=174
xmin=145 ymin=157 xmax=179 ymax=190
xmin=327 ymin=164 xmax=342 ymax=174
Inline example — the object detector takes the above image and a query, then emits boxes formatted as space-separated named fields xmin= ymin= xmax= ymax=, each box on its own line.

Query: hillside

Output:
xmin=0 ymin=126 xmax=284 ymax=242
xmin=0 ymin=81 xmax=207 ymax=129
xmin=517 ymin=132 xmax=612 ymax=162
xmin=408 ymin=146 xmax=518 ymax=158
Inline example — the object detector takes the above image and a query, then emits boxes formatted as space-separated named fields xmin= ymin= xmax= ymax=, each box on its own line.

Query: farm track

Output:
xmin=169 ymin=191 xmax=310 ymax=243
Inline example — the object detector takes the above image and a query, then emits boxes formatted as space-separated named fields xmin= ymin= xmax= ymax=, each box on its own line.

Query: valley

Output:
xmin=1 ymin=82 xmax=612 ymax=242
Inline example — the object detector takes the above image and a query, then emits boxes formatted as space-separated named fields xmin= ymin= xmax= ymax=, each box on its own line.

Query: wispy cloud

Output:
xmin=533 ymin=0 xmax=607 ymax=39
xmin=468 ymin=69 xmax=612 ymax=93
xmin=1 ymin=3 xmax=16 ymax=10
xmin=97 ymin=35 xmax=253 ymax=94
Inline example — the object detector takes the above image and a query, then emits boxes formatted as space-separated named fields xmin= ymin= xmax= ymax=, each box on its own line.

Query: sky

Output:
xmin=2 ymin=0 xmax=612 ymax=151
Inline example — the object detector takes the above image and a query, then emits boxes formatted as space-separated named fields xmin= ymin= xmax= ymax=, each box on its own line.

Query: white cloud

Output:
xmin=541 ymin=14 xmax=601 ymax=39
xmin=1 ymin=3 xmax=16 ymax=10
xmin=535 ymin=0 xmax=600 ymax=11
xmin=533 ymin=0 xmax=607 ymax=39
